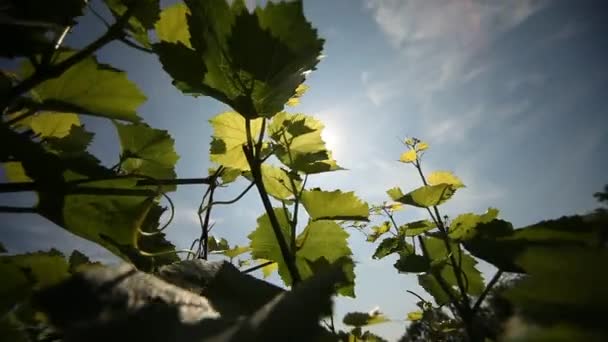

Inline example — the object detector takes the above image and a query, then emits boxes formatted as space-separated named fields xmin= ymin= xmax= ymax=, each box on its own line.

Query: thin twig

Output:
xmin=472 ymin=269 xmax=503 ymax=313
xmin=118 ymin=37 xmax=154 ymax=53
xmin=242 ymin=260 xmax=275 ymax=274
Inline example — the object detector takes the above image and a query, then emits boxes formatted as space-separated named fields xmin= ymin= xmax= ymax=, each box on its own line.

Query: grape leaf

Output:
xmin=286 ymin=84 xmax=309 ymax=107
xmin=268 ymin=112 xmax=341 ymax=174
xmin=343 ymin=311 xmax=389 ymax=327
xmin=424 ymin=237 xmax=484 ymax=295
xmin=158 ymin=0 xmax=324 ymax=118
xmin=296 ymin=221 xmax=355 ymax=296
xmin=29 ymin=112 xmax=80 ymax=138
xmin=399 ymin=219 xmax=436 ymax=237
xmin=394 ymin=254 xmax=430 ymax=273
xmin=407 ymin=311 xmax=423 ymax=321
xmin=244 ymin=164 xmax=301 ymax=200
xmin=418 ymin=274 xmax=456 ymax=306
xmin=393 ymin=184 xmax=457 ymax=208
xmin=155 ymin=3 xmax=191 ymax=46
xmin=301 ymin=189 xmax=368 ymax=221
xmin=367 ymin=221 xmax=391 ymax=242
xmin=209 ymin=111 xmax=263 ymax=171
xmin=21 ymin=51 xmax=145 ymax=122
xmin=248 ymin=208 xmax=293 ymax=282
xmin=373 ymin=237 xmax=410 ymax=259
xmin=399 ymin=149 xmax=417 ymax=163
xmin=2 ymin=162 xmax=32 ymax=182
xmin=104 ymin=0 xmax=160 ymax=47
xmin=387 ymin=187 xmax=405 ymax=202
xmin=114 ymin=122 xmax=179 ymax=191
xmin=0 ymin=250 xmax=70 ymax=315
xmin=464 ymin=215 xmax=606 ymax=273
xmin=448 ymin=208 xmax=499 ymax=241
xmin=427 ymin=171 xmax=465 ymax=188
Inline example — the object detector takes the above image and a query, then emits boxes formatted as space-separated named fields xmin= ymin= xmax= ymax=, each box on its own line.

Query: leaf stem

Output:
xmin=472 ymin=269 xmax=503 ymax=313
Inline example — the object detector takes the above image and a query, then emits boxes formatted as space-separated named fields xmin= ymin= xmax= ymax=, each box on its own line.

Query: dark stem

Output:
xmin=242 ymin=260 xmax=275 ymax=274
xmin=472 ymin=269 xmax=503 ymax=313
xmin=244 ymin=118 xmax=301 ymax=284
xmin=0 ymin=177 xmax=212 ymax=193
xmin=0 ymin=206 xmax=37 ymax=213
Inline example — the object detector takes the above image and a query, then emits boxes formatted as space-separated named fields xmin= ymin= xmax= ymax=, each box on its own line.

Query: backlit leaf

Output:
xmin=373 ymin=237 xmax=409 ymax=259
xmin=248 ymin=208 xmax=293 ymax=283
xmin=104 ymin=0 xmax=160 ymax=47
xmin=156 ymin=0 xmax=323 ymax=118
xmin=448 ymin=208 xmax=499 ymax=241
xmin=209 ymin=111 xmax=263 ymax=171
xmin=114 ymin=122 xmax=179 ymax=191
xmin=268 ymin=112 xmax=341 ymax=174
xmin=387 ymin=187 xmax=405 ymax=202
xmin=2 ymin=162 xmax=32 ymax=182
xmin=415 ymin=142 xmax=429 ymax=152
xmin=155 ymin=3 xmax=191 ymax=46
xmin=394 ymin=184 xmax=457 ymax=208
xmin=427 ymin=171 xmax=464 ymax=189
xmin=399 ymin=219 xmax=435 ymax=237
xmin=296 ymin=220 xmax=355 ymax=296
xmin=407 ymin=311 xmax=423 ymax=321
xmin=29 ymin=112 xmax=80 ymax=138
xmin=286 ymin=84 xmax=309 ymax=107
xmin=399 ymin=149 xmax=417 ymax=163
xmin=21 ymin=52 xmax=145 ymax=122
xmin=418 ymin=274 xmax=455 ymax=306
xmin=367 ymin=221 xmax=390 ymax=242
xmin=247 ymin=164 xmax=301 ymax=200
xmin=394 ymin=254 xmax=430 ymax=273
xmin=301 ymin=189 xmax=368 ymax=221
xmin=221 ymin=245 xmax=251 ymax=259
xmin=0 ymin=250 xmax=70 ymax=314
xmin=343 ymin=311 xmax=389 ymax=327
xmin=424 ymin=237 xmax=484 ymax=295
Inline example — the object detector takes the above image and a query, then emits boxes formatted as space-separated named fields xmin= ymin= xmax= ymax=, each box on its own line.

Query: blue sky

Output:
xmin=2 ymin=0 xmax=608 ymax=339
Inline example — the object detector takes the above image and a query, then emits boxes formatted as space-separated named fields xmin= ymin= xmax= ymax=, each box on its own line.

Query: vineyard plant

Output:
xmin=1 ymin=0 xmax=607 ymax=341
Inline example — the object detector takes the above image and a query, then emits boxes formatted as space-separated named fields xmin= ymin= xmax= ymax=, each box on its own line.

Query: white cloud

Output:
xmin=361 ymin=0 xmax=547 ymax=107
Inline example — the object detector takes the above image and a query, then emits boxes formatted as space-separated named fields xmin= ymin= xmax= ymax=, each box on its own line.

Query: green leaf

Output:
xmin=448 ymin=208 xmax=499 ymax=241
xmin=399 ymin=149 xmax=417 ymax=163
xmin=427 ymin=171 xmax=465 ymax=188
xmin=0 ymin=314 xmax=28 ymax=342
xmin=248 ymin=208 xmax=293 ymax=282
xmin=21 ymin=52 xmax=145 ymax=122
xmin=296 ymin=221 xmax=355 ymax=296
xmin=407 ymin=311 xmax=423 ymax=321
xmin=464 ymin=215 xmax=605 ymax=273
xmin=155 ymin=3 xmax=191 ymax=46
xmin=248 ymin=164 xmax=301 ymax=201
xmin=373 ymin=237 xmax=409 ymax=259
xmin=286 ymin=84 xmax=309 ymax=106
xmin=254 ymin=259 xmax=278 ymax=278
xmin=29 ymin=112 xmax=80 ymax=138
xmin=505 ymin=246 xmax=608 ymax=333
xmin=343 ymin=311 xmax=389 ymax=327
xmin=387 ymin=187 xmax=405 ymax=202
xmin=268 ymin=112 xmax=341 ymax=174
xmin=67 ymin=250 xmax=94 ymax=273
xmin=367 ymin=221 xmax=391 ymax=242
xmin=418 ymin=274 xmax=454 ymax=306
xmin=399 ymin=219 xmax=436 ymax=237
xmin=301 ymin=189 xmax=368 ymax=221
xmin=37 ymin=178 xmax=157 ymax=261
xmin=2 ymin=162 xmax=32 ymax=182
xmin=0 ymin=250 xmax=70 ymax=315
xmin=209 ymin=111 xmax=263 ymax=171
xmin=424 ymin=237 xmax=484 ymax=295
xmin=208 ymin=236 xmax=230 ymax=252
xmin=162 ymin=0 xmax=323 ymax=118
xmin=114 ymin=122 xmax=179 ymax=191
xmin=45 ymin=125 xmax=95 ymax=156
xmin=393 ymin=184 xmax=457 ymax=208
xmin=394 ymin=254 xmax=430 ymax=273
xmin=221 ymin=245 xmax=251 ymax=259
xmin=105 ymin=0 xmax=160 ymax=47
